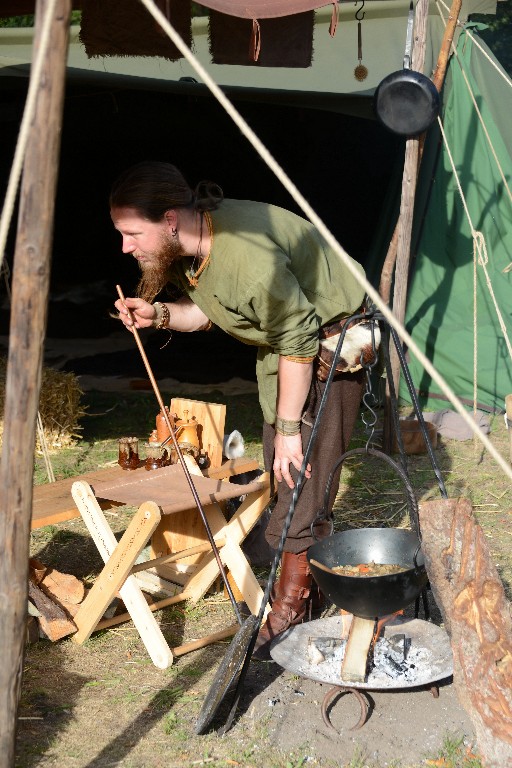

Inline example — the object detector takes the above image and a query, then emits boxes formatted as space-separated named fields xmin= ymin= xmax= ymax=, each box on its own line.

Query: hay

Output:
xmin=0 ymin=357 xmax=85 ymax=453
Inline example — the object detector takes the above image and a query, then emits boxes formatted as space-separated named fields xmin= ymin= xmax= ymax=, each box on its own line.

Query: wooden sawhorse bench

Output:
xmin=67 ymin=462 xmax=271 ymax=668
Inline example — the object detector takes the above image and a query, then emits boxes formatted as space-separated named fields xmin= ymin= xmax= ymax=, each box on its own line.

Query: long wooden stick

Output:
xmin=130 ymin=538 xmax=226 ymax=574
xmin=115 ymin=285 xmax=243 ymax=625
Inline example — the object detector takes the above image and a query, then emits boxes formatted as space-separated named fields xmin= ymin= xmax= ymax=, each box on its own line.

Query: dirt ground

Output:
xmin=18 ymin=582 xmax=476 ymax=768
xmin=12 ymin=308 xmax=512 ymax=768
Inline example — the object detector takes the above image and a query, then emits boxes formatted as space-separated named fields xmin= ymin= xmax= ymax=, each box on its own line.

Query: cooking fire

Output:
xmin=306 ymin=629 xmax=431 ymax=686
xmin=271 ymin=615 xmax=453 ymax=692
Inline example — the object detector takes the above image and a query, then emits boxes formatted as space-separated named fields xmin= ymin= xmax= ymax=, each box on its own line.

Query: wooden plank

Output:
xmin=204 ymin=456 xmax=259 ymax=480
xmin=341 ymin=615 xmax=376 ymax=683
xmin=172 ymin=624 xmax=239 ymax=657
xmin=221 ymin=537 xmax=269 ymax=619
xmin=31 ymin=464 xmax=136 ymax=529
xmin=183 ymin=477 xmax=271 ymax=605
xmin=171 ymin=397 xmax=226 ymax=469
xmin=71 ymin=482 xmax=172 ymax=669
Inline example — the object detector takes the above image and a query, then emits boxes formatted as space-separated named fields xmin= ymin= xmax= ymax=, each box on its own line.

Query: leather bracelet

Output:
xmin=275 ymin=416 xmax=301 ymax=436
xmin=153 ymin=302 xmax=170 ymax=330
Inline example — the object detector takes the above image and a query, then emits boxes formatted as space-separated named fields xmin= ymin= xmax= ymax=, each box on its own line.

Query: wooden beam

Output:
xmin=0 ymin=1 xmax=71 ymax=764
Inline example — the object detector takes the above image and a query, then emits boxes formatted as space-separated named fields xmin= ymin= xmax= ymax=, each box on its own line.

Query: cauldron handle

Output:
xmin=313 ymin=446 xmax=422 ymax=551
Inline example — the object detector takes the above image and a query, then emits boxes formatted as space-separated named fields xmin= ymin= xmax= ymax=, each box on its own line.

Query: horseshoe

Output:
xmin=321 ymin=685 xmax=369 ymax=731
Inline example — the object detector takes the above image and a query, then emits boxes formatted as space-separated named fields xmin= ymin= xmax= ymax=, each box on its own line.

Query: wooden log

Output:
xmin=0 ymin=1 xmax=71 ymax=765
xmin=418 ymin=498 xmax=512 ymax=767
xmin=28 ymin=581 xmax=77 ymax=642
xmin=29 ymin=558 xmax=85 ymax=605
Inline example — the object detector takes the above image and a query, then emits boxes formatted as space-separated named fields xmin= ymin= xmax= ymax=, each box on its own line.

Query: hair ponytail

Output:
xmin=192 ymin=180 xmax=224 ymax=212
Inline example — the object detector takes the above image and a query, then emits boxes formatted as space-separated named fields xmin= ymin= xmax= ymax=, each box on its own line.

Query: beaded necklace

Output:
xmin=187 ymin=211 xmax=213 ymax=287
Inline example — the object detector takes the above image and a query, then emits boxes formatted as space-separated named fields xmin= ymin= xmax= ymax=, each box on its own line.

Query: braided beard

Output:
xmin=136 ymin=232 xmax=184 ymax=304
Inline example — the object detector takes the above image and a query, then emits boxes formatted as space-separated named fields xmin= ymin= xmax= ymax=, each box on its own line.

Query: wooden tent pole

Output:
xmin=0 ymin=1 xmax=71 ymax=763
xmin=381 ymin=0 xmax=462 ymax=452
xmin=381 ymin=0 xmax=429 ymax=450
xmin=379 ymin=0 xmax=463 ymax=306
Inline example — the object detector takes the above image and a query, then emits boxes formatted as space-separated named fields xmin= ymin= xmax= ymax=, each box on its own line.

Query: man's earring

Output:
xmin=171 ymin=227 xmax=178 ymax=238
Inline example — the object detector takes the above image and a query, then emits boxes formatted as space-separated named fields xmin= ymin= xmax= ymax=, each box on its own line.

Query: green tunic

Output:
xmin=169 ymin=199 xmax=366 ymax=424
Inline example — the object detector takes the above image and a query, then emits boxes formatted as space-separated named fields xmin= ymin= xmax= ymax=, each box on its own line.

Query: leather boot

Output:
xmin=252 ymin=550 xmax=312 ymax=660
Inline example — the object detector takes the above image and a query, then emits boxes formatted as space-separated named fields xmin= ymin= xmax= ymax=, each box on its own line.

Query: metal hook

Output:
xmin=354 ymin=0 xmax=365 ymax=21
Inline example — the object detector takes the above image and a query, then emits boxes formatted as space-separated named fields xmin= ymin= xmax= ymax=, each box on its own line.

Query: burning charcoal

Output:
xmin=386 ymin=633 xmax=409 ymax=661
xmin=373 ymin=638 xmax=408 ymax=679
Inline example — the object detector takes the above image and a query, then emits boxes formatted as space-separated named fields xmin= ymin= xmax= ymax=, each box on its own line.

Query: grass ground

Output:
xmin=19 ymin=388 xmax=512 ymax=767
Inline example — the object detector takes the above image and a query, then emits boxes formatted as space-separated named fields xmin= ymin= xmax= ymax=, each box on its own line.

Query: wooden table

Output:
xmin=31 ymin=456 xmax=260 ymax=529
xmin=32 ymin=457 xmax=271 ymax=668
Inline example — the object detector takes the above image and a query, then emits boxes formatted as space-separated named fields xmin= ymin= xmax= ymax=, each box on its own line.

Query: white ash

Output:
xmin=304 ymin=633 xmax=439 ymax=687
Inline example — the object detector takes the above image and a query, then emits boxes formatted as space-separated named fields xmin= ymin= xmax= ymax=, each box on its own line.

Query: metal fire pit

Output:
xmin=270 ymin=615 xmax=453 ymax=731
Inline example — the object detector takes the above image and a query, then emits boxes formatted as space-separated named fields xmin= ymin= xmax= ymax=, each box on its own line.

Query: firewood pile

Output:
xmin=27 ymin=558 xmax=86 ymax=643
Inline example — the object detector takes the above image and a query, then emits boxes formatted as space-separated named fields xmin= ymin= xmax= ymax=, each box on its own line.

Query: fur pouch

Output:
xmin=316 ymin=320 xmax=381 ymax=381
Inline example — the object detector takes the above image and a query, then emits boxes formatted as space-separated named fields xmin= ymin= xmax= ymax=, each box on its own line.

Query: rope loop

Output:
xmin=473 ymin=230 xmax=488 ymax=267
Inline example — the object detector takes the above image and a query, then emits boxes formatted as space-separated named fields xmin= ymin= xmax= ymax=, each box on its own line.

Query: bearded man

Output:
xmin=112 ymin=161 xmax=366 ymax=659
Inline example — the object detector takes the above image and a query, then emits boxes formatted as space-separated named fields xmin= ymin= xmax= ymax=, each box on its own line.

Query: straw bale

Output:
xmin=0 ymin=357 xmax=85 ymax=452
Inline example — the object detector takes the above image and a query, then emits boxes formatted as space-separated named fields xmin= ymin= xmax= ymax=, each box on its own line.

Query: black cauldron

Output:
xmin=308 ymin=528 xmax=427 ymax=619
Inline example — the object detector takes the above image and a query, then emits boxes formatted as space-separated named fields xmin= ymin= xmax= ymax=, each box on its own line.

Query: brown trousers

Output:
xmin=263 ymin=369 xmax=364 ymax=554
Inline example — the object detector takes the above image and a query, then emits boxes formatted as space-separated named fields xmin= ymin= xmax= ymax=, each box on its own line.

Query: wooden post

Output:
xmin=0 ymin=1 xmax=70 ymax=763
xmin=382 ymin=0 xmax=429 ymax=450
xmin=379 ymin=0 xmax=463 ymax=306
xmin=379 ymin=0 xmax=462 ymax=451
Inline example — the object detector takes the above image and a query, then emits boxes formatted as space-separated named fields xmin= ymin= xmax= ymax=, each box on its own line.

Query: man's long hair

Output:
xmin=110 ymin=161 xmax=223 ymax=221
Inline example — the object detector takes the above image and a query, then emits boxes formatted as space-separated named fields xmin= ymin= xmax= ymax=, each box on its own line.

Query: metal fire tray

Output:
xmin=270 ymin=615 xmax=453 ymax=690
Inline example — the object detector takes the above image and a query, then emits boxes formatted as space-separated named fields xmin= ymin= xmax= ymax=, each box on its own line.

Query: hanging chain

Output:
xmin=360 ymin=318 xmax=382 ymax=451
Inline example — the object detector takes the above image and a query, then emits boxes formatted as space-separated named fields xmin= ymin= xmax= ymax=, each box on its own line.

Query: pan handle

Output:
xmin=312 ymin=446 xmax=421 ymax=545
xmin=403 ymin=0 xmax=414 ymax=70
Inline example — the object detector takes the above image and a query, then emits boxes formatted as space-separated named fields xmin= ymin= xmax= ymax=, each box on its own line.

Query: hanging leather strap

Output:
xmin=329 ymin=1 xmax=339 ymax=37
xmin=250 ymin=18 xmax=262 ymax=61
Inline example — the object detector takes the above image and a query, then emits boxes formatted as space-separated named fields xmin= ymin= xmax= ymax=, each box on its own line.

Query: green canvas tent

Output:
xmin=400 ymin=27 xmax=512 ymax=412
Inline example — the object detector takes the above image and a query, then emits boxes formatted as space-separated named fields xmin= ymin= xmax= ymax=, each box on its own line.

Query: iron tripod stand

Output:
xmin=311 ymin=310 xmax=449 ymax=731
xmin=195 ymin=307 xmax=447 ymax=735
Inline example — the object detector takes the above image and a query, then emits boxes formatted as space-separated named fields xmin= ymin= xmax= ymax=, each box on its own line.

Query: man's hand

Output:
xmin=114 ymin=297 xmax=156 ymax=331
xmin=273 ymin=432 xmax=312 ymax=490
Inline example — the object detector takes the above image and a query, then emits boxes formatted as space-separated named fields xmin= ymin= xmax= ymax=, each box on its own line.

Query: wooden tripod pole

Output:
xmin=115 ymin=286 xmax=243 ymax=625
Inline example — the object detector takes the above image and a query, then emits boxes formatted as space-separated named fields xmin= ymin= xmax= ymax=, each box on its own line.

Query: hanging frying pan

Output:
xmin=374 ymin=1 xmax=440 ymax=137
